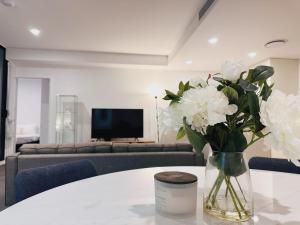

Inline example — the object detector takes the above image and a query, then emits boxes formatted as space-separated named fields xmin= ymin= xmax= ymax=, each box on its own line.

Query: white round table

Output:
xmin=0 ymin=167 xmax=299 ymax=225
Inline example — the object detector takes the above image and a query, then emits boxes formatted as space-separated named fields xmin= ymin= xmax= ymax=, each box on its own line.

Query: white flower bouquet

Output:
xmin=161 ymin=61 xmax=300 ymax=221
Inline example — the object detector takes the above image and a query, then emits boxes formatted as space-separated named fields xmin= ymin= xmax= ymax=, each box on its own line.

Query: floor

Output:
xmin=0 ymin=165 xmax=6 ymax=211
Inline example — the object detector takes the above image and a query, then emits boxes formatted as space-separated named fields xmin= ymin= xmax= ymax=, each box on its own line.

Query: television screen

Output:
xmin=91 ymin=108 xmax=143 ymax=140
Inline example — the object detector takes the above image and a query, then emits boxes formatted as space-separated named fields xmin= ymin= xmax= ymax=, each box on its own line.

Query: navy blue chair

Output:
xmin=15 ymin=160 xmax=97 ymax=202
xmin=249 ymin=157 xmax=300 ymax=174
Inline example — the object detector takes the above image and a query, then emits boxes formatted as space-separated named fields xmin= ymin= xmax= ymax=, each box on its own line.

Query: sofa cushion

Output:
xmin=112 ymin=143 xmax=128 ymax=153
xmin=20 ymin=144 xmax=59 ymax=155
xmin=176 ymin=143 xmax=193 ymax=152
xmin=75 ymin=143 xmax=95 ymax=153
xmin=163 ymin=144 xmax=177 ymax=152
xmin=128 ymin=144 xmax=163 ymax=152
xmin=35 ymin=144 xmax=58 ymax=154
xmin=58 ymin=144 xmax=76 ymax=154
xmin=93 ymin=142 xmax=112 ymax=153
xmin=19 ymin=144 xmax=37 ymax=155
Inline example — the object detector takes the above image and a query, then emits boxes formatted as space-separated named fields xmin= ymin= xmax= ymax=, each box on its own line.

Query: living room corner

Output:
xmin=1 ymin=1 xmax=300 ymax=224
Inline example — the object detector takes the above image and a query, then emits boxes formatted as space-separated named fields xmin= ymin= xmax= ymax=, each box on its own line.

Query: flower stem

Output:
xmin=225 ymin=186 xmax=229 ymax=198
xmin=205 ymin=171 xmax=250 ymax=220
xmin=206 ymin=171 xmax=223 ymax=204
xmin=211 ymin=175 xmax=224 ymax=206
xmin=224 ymin=177 xmax=242 ymax=219
xmin=235 ymin=177 xmax=247 ymax=203
xmin=225 ymin=177 xmax=245 ymax=210
xmin=247 ymin=132 xmax=271 ymax=147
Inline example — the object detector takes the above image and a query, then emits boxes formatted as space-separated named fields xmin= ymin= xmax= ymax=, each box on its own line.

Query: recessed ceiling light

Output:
xmin=208 ymin=37 xmax=218 ymax=45
xmin=29 ymin=28 xmax=41 ymax=36
xmin=264 ymin=39 xmax=287 ymax=48
xmin=248 ymin=52 xmax=257 ymax=58
xmin=185 ymin=60 xmax=193 ymax=65
xmin=1 ymin=0 xmax=15 ymax=7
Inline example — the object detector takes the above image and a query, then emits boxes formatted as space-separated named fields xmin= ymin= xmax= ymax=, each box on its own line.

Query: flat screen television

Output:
xmin=91 ymin=108 xmax=143 ymax=140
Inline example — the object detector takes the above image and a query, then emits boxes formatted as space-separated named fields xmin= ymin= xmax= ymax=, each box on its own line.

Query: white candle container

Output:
xmin=154 ymin=171 xmax=198 ymax=215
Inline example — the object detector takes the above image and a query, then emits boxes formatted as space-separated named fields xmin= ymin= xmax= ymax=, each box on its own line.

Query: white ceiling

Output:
xmin=1 ymin=0 xmax=300 ymax=71
xmin=0 ymin=0 xmax=204 ymax=55
xmin=170 ymin=0 xmax=300 ymax=70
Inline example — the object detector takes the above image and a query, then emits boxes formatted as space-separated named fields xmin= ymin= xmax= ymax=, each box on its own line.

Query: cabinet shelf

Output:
xmin=55 ymin=95 xmax=78 ymax=144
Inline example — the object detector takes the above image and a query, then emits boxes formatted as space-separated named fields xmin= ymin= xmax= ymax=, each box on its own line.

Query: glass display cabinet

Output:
xmin=55 ymin=95 xmax=78 ymax=144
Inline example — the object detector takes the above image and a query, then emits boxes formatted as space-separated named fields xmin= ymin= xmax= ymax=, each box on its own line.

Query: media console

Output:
xmin=90 ymin=139 xmax=155 ymax=144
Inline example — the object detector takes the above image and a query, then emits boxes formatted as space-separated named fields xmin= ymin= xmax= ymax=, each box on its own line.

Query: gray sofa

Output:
xmin=5 ymin=142 xmax=204 ymax=205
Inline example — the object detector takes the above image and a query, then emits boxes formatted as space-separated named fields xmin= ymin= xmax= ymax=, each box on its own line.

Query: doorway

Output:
xmin=16 ymin=78 xmax=50 ymax=150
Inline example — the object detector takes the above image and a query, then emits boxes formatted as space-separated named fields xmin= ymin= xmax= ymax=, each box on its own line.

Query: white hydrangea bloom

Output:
xmin=221 ymin=61 xmax=245 ymax=82
xmin=160 ymin=103 xmax=184 ymax=133
xmin=207 ymin=76 xmax=220 ymax=87
xmin=260 ymin=90 xmax=300 ymax=166
xmin=190 ymin=76 xmax=207 ymax=88
xmin=180 ymin=86 xmax=238 ymax=132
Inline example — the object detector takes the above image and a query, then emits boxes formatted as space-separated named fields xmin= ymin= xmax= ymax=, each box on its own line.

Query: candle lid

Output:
xmin=154 ymin=171 xmax=197 ymax=184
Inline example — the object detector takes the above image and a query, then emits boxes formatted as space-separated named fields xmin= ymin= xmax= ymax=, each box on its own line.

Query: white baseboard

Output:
xmin=0 ymin=161 xmax=5 ymax=166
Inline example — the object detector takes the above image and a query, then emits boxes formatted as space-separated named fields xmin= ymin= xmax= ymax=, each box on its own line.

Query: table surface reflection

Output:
xmin=0 ymin=166 xmax=299 ymax=225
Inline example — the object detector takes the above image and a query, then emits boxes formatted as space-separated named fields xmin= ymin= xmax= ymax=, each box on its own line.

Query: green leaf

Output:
xmin=213 ymin=77 xmax=232 ymax=86
xmin=252 ymin=66 xmax=274 ymax=82
xmin=248 ymin=92 xmax=259 ymax=113
xmin=178 ymin=81 xmax=189 ymax=97
xmin=238 ymin=79 xmax=258 ymax=92
xmin=183 ymin=118 xmax=207 ymax=153
xmin=165 ymin=90 xmax=177 ymax=98
xmin=184 ymin=81 xmax=191 ymax=91
xmin=176 ymin=127 xmax=186 ymax=140
xmin=217 ymin=85 xmax=224 ymax=91
xmin=255 ymin=131 xmax=264 ymax=138
xmin=179 ymin=81 xmax=185 ymax=91
xmin=212 ymin=152 xmax=247 ymax=176
xmin=248 ymin=92 xmax=264 ymax=132
xmin=163 ymin=90 xmax=180 ymax=104
xmin=213 ymin=77 xmax=224 ymax=82
xmin=224 ymin=130 xmax=248 ymax=152
xmin=239 ymin=71 xmax=247 ymax=80
xmin=206 ymin=124 xmax=229 ymax=151
xmin=222 ymin=86 xmax=238 ymax=102
xmin=237 ymin=95 xmax=249 ymax=112
xmin=230 ymin=83 xmax=244 ymax=96
xmin=260 ymin=81 xmax=273 ymax=101
xmin=246 ymin=69 xmax=254 ymax=82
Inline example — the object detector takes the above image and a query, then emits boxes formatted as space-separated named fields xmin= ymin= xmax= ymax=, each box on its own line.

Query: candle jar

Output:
xmin=154 ymin=171 xmax=198 ymax=215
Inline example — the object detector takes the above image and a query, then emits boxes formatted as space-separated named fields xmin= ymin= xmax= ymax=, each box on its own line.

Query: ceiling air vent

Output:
xmin=264 ymin=39 xmax=288 ymax=48
xmin=199 ymin=0 xmax=216 ymax=20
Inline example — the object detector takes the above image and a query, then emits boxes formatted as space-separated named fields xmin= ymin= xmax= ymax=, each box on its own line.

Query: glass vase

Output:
xmin=203 ymin=151 xmax=253 ymax=222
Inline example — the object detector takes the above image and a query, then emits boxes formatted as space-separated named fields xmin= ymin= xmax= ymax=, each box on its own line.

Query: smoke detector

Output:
xmin=1 ymin=0 xmax=16 ymax=7
xmin=264 ymin=39 xmax=288 ymax=48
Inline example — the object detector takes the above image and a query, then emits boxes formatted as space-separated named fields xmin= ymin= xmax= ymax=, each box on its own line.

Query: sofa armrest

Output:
xmin=5 ymin=153 xmax=20 ymax=206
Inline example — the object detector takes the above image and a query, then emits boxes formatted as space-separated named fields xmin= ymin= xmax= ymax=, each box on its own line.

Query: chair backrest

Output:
xmin=15 ymin=160 xmax=97 ymax=202
xmin=249 ymin=157 xmax=300 ymax=174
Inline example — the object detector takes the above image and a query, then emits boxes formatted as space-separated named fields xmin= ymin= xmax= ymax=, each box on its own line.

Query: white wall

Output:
xmin=16 ymin=78 xmax=42 ymax=131
xmin=270 ymin=58 xmax=299 ymax=95
xmin=299 ymin=59 xmax=300 ymax=94
xmin=15 ymin=66 xmax=205 ymax=144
